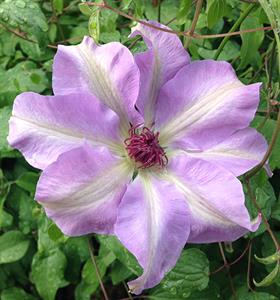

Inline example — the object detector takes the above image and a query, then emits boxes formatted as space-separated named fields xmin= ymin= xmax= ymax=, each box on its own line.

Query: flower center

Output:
xmin=124 ymin=125 xmax=168 ymax=169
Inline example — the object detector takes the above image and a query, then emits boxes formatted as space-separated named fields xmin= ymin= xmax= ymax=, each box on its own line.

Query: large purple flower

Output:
xmin=8 ymin=22 xmax=267 ymax=294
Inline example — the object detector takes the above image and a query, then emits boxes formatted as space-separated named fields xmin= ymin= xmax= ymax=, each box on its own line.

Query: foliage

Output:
xmin=0 ymin=0 xmax=279 ymax=299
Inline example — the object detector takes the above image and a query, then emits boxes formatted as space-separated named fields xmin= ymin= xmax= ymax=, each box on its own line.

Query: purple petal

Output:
xmin=130 ymin=21 xmax=190 ymax=127
xmin=185 ymin=128 xmax=268 ymax=176
xmin=53 ymin=36 xmax=141 ymax=126
xmin=35 ymin=144 xmax=132 ymax=236
xmin=7 ymin=92 xmax=123 ymax=170
xmin=156 ymin=60 xmax=261 ymax=150
xmin=115 ymin=174 xmax=190 ymax=294
xmin=166 ymin=154 xmax=260 ymax=243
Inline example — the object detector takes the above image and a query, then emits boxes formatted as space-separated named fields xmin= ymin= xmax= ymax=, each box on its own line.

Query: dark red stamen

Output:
xmin=124 ymin=125 xmax=168 ymax=169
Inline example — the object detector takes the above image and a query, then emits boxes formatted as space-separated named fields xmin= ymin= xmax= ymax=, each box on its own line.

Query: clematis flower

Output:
xmin=8 ymin=21 xmax=267 ymax=294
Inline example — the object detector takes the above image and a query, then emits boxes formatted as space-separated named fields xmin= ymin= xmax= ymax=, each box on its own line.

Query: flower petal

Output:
xmin=115 ymin=173 xmax=190 ymax=294
xmin=8 ymin=92 xmax=123 ymax=170
xmin=53 ymin=36 xmax=141 ymax=125
xmin=35 ymin=144 xmax=132 ymax=236
xmin=130 ymin=21 xmax=190 ymax=127
xmin=156 ymin=60 xmax=261 ymax=149
xmin=165 ymin=154 xmax=260 ymax=243
xmin=185 ymin=128 xmax=268 ymax=176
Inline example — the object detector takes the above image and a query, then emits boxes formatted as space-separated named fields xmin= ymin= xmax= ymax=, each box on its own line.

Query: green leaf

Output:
xmin=110 ymin=260 xmax=133 ymax=285
xmin=122 ymin=0 xmax=133 ymax=10
xmin=251 ymin=116 xmax=280 ymax=169
xmin=253 ymin=262 xmax=280 ymax=287
xmin=48 ymin=23 xmax=57 ymax=43
xmin=1 ymin=287 xmax=36 ymax=300
xmin=239 ymin=15 xmax=264 ymax=69
xmin=234 ymin=286 xmax=278 ymax=299
xmin=0 ymin=61 xmax=49 ymax=106
xmin=177 ymin=0 xmax=192 ymax=25
xmin=16 ymin=172 xmax=39 ymax=194
xmin=255 ymin=252 xmax=280 ymax=265
xmin=64 ymin=237 xmax=89 ymax=282
xmin=53 ymin=0 xmax=63 ymax=14
xmin=207 ymin=0 xmax=227 ymax=28
xmin=78 ymin=3 xmax=93 ymax=17
xmin=31 ymin=249 xmax=68 ymax=300
xmin=88 ymin=10 xmax=100 ymax=42
xmin=0 ymin=0 xmax=48 ymax=46
xmin=0 ymin=106 xmax=12 ymax=153
xmin=0 ymin=230 xmax=30 ymax=264
xmin=198 ymin=40 xmax=240 ymax=60
xmin=48 ymin=222 xmax=67 ymax=242
xmin=150 ymin=249 xmax=209 ymax=299
xmin=18 ymin=189 xmax=37 ymax=234
xmin=76 ymin=244 xmax=116 ymax=299
xmin=98 ymin=235 xmax=142 ymax=276
xmin=82 ymin=246 xmax=115 ymax=286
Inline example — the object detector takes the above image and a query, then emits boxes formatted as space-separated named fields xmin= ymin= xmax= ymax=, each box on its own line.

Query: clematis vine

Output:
xmin=8 ymin=21 xmax=268 ymax=294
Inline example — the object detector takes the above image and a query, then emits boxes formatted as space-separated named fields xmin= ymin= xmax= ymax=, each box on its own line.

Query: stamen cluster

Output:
xmin=124 ymin=125 xmax=168 ymax=169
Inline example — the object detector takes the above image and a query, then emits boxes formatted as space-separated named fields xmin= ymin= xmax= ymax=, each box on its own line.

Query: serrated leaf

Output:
xmin=31 ymin=249 xmax=68 ymax=300
xmin=0 ymin=230 xmax=30 ymax=264
xmin=150 ymin=249 xmax=209 ymax=299
xmin=0 ymin=0 xmax=48 ymax=47
xmin=253 ymin=262 xmax=280 ymax=287
xmin=255 ymin=252 xmax=280 ymax=265
xmin=0 ymin=61 xmax=49 ymax=106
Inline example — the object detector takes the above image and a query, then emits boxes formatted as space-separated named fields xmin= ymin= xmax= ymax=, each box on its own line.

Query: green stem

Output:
xmin=87 ymin=237 xmax=109 ymax=300
xmin=214 ymin=3 xmax=255 ymax=60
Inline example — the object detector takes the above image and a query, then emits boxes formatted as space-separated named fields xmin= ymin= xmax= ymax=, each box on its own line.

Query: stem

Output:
xmin=218 ymin=243 xmax=237 ymax=300
xmin=0 ymin=24 xmax=57 ymax=49
xmin=185 ymin=0 xmax=204 ymax=47
xmin=122 ymin=281 xmax=133 ymax=300
xmin=214 ymin=3 xmax=255 ymax=59
xmin=210 ymin=240 xmax=252 ymax=275
xmin=83 ymin=2 xmax=272 ymax=40
xmin=247 ymin=242 xmax=254 ymax=292
xmin=87 ymin=237 xmax=109 ymax=300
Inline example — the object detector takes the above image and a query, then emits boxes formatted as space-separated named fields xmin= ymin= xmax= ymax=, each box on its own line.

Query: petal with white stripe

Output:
xmin=115 ymin=173 xmax=190 ymax=294
xmin=130 ymin=21 xmax=190 ymax=127
xmin=165 ymin=154 xmax=260 ymax=243
xmin=185 ymin=128 xmax=268 ymax=176
xmin=7 ymin=92 xmax=123 ymax=170
xmin=53 ymin=37 xmax=141 ymax=126
xmin=156 ymin=60 xmax=261 ymax=150
xmin=35 ymin=144 xmax=132 ymax=236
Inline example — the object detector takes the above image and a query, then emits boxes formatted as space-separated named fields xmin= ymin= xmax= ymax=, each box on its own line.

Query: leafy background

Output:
xmin=0 ymin=0 xmax=280 ymax=299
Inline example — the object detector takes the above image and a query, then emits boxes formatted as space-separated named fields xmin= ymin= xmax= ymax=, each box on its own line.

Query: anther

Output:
xmin=124 ymin=125 xmax=168 ymax=169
